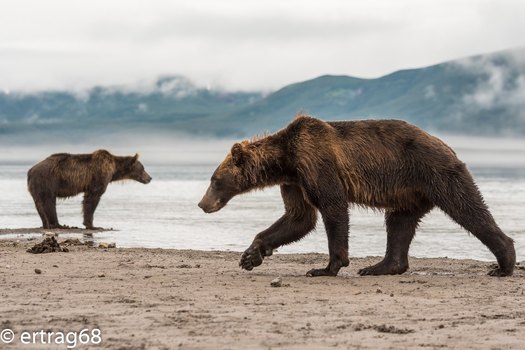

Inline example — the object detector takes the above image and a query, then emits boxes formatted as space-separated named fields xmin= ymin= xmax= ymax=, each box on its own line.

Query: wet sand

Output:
xmin=1 ymin=239 xmax=524 ymax=349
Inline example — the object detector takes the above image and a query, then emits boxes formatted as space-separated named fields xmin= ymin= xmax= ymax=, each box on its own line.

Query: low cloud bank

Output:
xmin=1 ymin=132 xmax=524 ymax=168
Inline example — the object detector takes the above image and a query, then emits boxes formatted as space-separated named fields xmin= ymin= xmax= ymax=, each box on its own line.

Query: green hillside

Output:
xmin=1 ymin=48 xmax=524 ymax=141
xmin=222 ymin=50 xmax=525 ymax=135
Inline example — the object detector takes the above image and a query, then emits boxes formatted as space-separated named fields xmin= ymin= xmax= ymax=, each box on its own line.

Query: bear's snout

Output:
xmin=140 ymin=172 xmax=152 ymax=184
xmin=198 ymin=189 xmax=224 ymax=213
xmin=197 ymin=200 xmax=207 ymax=212
xmin=198 ymin=199 xmax=220 ymax=213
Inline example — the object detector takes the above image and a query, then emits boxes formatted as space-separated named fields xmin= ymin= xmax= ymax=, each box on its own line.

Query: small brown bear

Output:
xmin=28 ymin=150 xmax=152 ymax=229
xmin=198 ymin=115 xmax=516 ymax=277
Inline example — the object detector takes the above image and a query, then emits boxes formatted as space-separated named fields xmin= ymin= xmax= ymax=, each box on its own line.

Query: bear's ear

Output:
xmin=125 ymin=154 xmax=139 ymax=168
xmin=231 ymin=143 xmax=244 ymax=166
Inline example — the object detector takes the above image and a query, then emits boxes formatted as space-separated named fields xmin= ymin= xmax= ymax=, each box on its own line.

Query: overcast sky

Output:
xmin=1 ymin=0 xmax=524 ymax=92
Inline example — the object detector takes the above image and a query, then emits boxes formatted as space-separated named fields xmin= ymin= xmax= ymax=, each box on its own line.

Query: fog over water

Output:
xmin=0 ymin=135 xmax=524 ymax=262
xmin=2 ymin=132 xmax=525 ymax=166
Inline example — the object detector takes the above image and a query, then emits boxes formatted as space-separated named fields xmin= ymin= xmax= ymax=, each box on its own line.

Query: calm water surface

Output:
xmin=0 ymin=163 xmax=524 ymax=261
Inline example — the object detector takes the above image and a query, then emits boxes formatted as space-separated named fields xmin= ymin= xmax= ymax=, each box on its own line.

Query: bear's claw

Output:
xmin=239 ymin=246 xmax=264 ymax=271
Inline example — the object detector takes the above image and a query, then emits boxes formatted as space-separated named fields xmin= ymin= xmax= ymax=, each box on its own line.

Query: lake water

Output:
xmin=0 ymin=159 xmax=524 ymax=261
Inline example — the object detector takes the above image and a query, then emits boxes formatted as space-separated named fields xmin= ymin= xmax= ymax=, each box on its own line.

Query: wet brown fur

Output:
xmin=28 ymin=149 xmax=152 ymax=229
xmin=199 ymin=114 xmax=516 ymax=277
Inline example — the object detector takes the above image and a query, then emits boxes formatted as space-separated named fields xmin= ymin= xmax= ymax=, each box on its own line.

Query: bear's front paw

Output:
xmin=239 ymin=246 xmax=264 ymax=271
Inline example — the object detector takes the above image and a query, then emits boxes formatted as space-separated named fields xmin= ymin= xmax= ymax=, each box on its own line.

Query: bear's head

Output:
xmin=198 ymin=141 xmax=262 ymax=213
xmin=124 ymin=154 xmax=152 ymax=184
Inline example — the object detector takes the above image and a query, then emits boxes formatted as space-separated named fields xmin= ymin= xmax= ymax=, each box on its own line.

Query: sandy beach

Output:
xmin=1 ymin=238 xmax=525 ymax=350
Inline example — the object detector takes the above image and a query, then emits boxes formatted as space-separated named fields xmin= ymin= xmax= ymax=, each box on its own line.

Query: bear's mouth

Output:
xmin=202 ymin=206 xmax=219 ymax=214
xmin=140 ymin=176 xmax=152 ymax=184
xmin=139 ymin=173 xmax=152 ymax=184
xmin=198 ymin=199 xmax=225 ymax=213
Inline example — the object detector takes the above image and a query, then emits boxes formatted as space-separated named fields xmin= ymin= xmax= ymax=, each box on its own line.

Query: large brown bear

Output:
xmin=198 ymin=115 xmax=516 ymax=277
xmin=28 ymin=150 xmax=152 ymax=229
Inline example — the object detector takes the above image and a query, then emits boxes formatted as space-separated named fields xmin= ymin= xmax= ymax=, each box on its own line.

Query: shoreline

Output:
xmin=1 ymin=239 xmax=525 ymax=349
xmin=0 ymin=228 xmax=502 ymax=262
xmin=0 ymin=227 xmax=112 ymax=235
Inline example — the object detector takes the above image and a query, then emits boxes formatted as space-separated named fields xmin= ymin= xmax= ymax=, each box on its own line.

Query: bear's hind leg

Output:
xmin=434 ymin=172 xmax=515 ymax=276
xmin=31 ymin=193 xmax=51 ymax=228
xmin=359 ymin=203 xmax=433 ymax=276
xmin=42 ymin=195 xmax=60 ymax=229
xmin=438 ymin=201 xmax=515 ymax=276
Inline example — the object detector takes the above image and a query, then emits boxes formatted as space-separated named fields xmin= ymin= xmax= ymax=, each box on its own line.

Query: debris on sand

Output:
xmin=374 ymin=324 xmax=415 ymax=334
xmin=34 ymin=268 xmax=42 ymax=274
xmin=26 ymin=237 xmax=68 ymax=254
xmin=174 ymin=263 xmax=201 ymax=269
xmin=270 ymin=277 xmax=282 ymax=287
xmin=354 ymin=323 xmax=415 ymax=334
xmin=98 ymin=242 xmax=116 ymax=249
xmin=62 ymin=238 xmax=84 ymax=246
xmin=176 ymin=264 xmax=193 ymax=268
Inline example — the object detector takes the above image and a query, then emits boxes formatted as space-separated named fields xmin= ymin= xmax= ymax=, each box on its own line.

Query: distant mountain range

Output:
xmin=1 ymin=48 xmax=525 ymax=142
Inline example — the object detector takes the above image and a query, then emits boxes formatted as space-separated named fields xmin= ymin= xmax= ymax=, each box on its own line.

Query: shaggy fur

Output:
xmin=198 ymin=115 xmax=516 ymax=277
xmin=28 ymin=150 xmax=152 ymax=229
